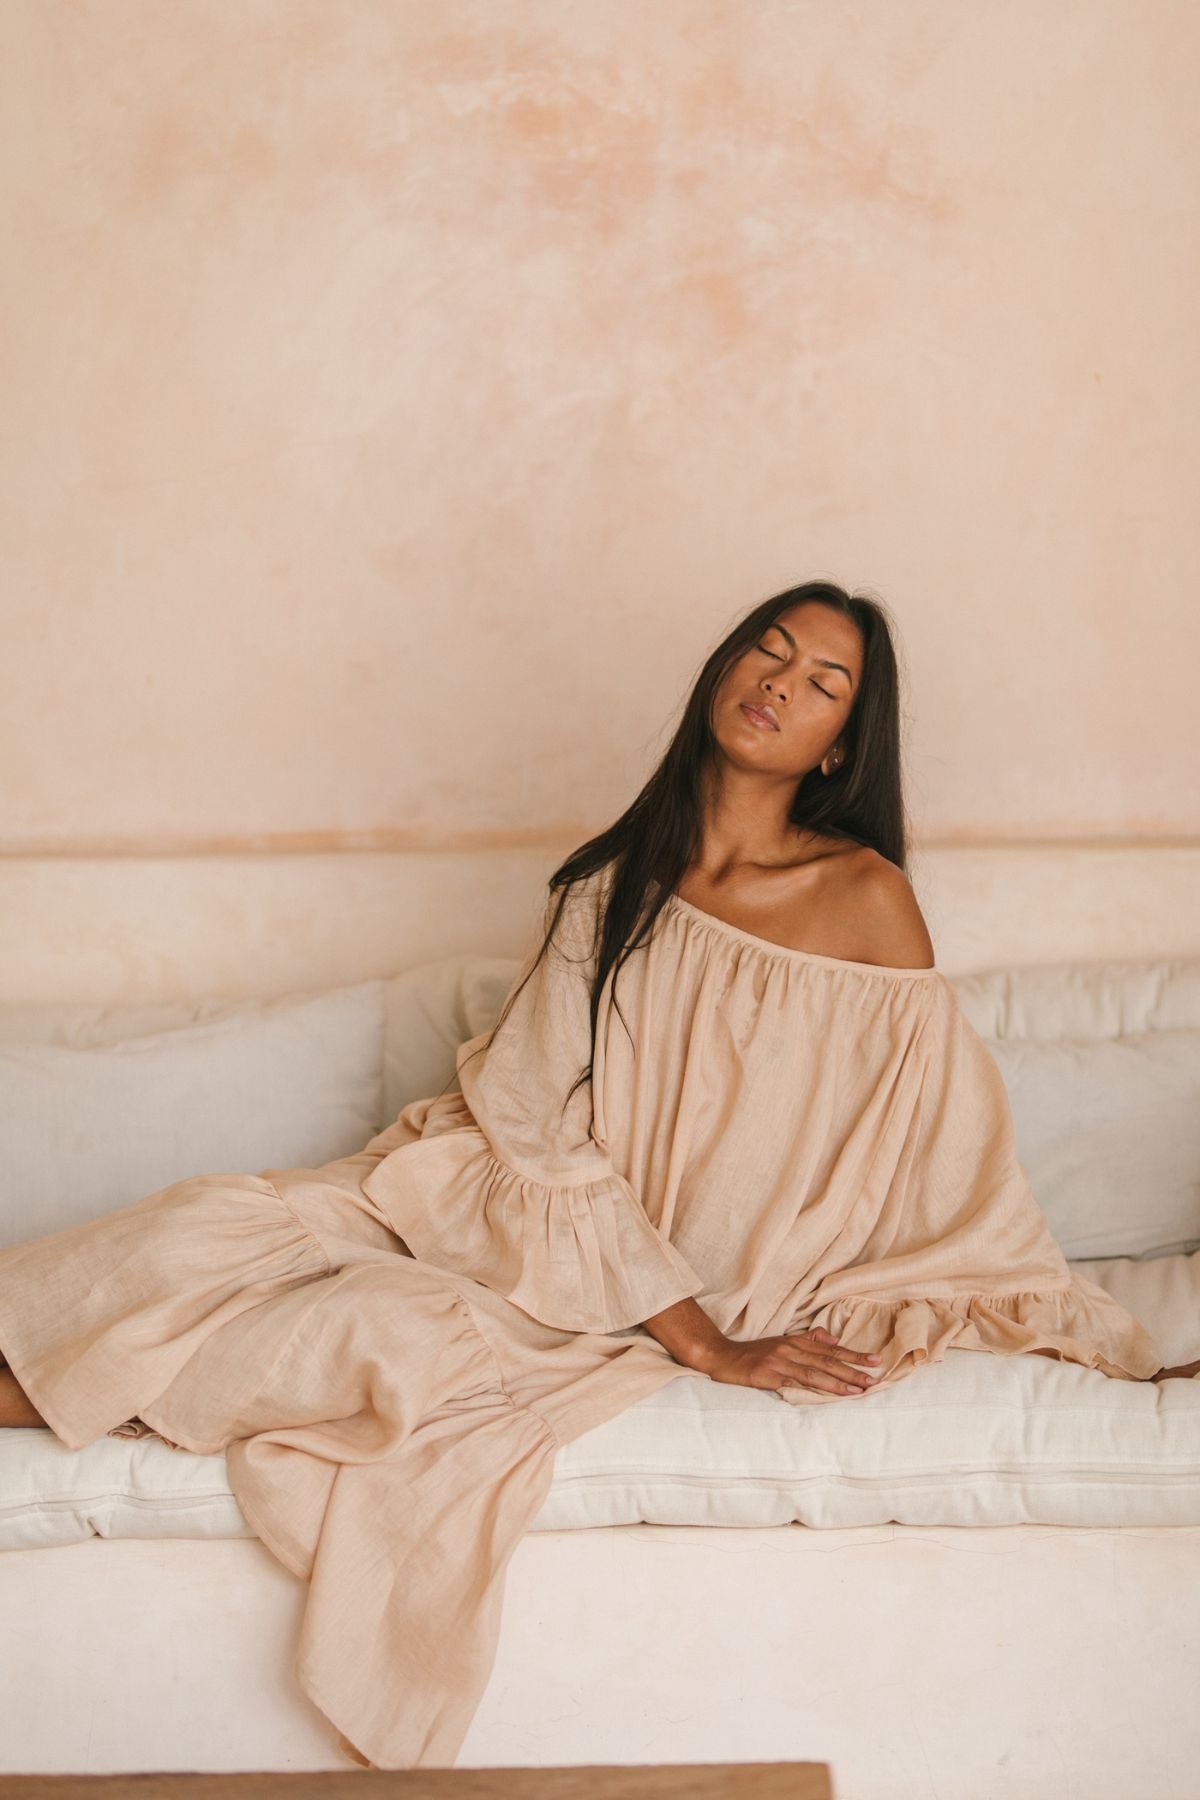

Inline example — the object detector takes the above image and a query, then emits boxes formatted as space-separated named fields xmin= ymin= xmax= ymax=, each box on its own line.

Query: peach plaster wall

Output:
xmin=1 ymin=2 xmax=1197 ymax=999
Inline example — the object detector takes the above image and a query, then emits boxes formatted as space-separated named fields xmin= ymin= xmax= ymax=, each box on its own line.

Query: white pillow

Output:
xmin=382 ymin=955 xmax=520 ymax=1122
xmin=953 ymin=956 xmax=1200 ymax=1041
xmin=990 ymin=1029 xmax=1200 ymax=1260
xmin=0 ymin=983 xmax=385 ymax=1251
xmin=1071 ymin=1249 xmax=1200 ymax=1368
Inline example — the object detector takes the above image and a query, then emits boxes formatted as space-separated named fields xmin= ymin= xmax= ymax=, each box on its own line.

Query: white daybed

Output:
xmin=2 ymin=857 xmax=1198 ymax=1799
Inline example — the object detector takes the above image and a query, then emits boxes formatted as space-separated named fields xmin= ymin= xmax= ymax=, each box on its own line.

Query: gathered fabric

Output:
xmin=0 ymin=863 xmax=1162 ymax=1768
xmin=366 ymin=868 xmax=1163 ymax=1386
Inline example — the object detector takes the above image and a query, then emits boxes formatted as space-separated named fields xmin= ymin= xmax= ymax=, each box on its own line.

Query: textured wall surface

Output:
xmin=2 ymin=0 xmax=1198 ymax=858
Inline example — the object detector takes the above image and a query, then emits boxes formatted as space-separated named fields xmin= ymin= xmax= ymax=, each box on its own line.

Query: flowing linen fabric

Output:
xmin=0 ymin=865 xmax=1163 ymax=1768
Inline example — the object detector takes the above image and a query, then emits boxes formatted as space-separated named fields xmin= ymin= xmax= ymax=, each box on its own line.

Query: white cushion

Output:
xmin=0 ymin=984 xmax=385 ymax=1251
xmin=0 ymin=997 xmax=239 ymax=1049
xmin=2 ymin=1252 xmax=1197 ymax=1550
xmin=988 ymin=1030 xmax=1200 ymax=1260
xmin=3 ymin=953 xmax=1199 ymax=1548
xmin=951 ymin=956 xmax=1200 ymax=1040
xmin=539 ymin=1345 xmax=1200 ymax=1532
xmin=0 ymin=963 xmax=518 ymax=1150
xmin=954 ymin=956 xmax=1200 ymax=1260
xmin=1072 ymin=1250 xmax=1200 ymax=1367
xmin=0 ymin=1430 xmax=253 ymax=1551
xmin=382 ymin=957 xmax=519 ymax=1123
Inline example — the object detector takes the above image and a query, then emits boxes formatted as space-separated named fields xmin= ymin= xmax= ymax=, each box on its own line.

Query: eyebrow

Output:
xmin=766 ymin=621 xmax=855 ymax=687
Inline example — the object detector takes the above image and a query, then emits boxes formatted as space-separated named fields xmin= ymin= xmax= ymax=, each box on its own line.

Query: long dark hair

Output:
xmin=459 ymin=579 xmax=909 ymax=1128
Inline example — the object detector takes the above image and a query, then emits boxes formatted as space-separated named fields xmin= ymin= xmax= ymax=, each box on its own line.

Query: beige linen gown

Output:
xmin=0 ymin=864 xmax=1163 ymax=1769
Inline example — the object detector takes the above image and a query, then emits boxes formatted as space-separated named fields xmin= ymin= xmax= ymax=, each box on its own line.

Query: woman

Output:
xmin=2 ymin=579 xmax=1195 ymax=1768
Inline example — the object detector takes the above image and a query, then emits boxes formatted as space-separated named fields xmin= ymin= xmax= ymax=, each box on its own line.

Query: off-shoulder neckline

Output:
xmin=663 ymin=889 xmax=940 ymax=980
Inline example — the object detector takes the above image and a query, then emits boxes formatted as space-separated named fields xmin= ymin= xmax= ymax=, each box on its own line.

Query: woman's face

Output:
xmin=712 ymin=601 xmax=863 ymax=778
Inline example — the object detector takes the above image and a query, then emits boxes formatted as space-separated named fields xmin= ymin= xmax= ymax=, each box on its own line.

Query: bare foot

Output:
xmin=0 ymin=1367 xmax=50 ymax=1428
xmin=1150 ymin=1360 xmax=1200 ymax=1382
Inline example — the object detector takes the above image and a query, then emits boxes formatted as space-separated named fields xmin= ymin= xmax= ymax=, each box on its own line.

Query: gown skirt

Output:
xmin=0 ymin=1123 xmax=688 ymax=1771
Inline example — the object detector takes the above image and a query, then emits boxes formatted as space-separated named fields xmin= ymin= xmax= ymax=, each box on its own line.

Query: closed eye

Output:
xmin=754 ymin=644 xmax=835 ymax=700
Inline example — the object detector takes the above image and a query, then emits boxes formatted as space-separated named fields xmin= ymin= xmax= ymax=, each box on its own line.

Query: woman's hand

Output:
xmin=1151 ymin=1359 xmax=1200 ymax=1381
xmin=699 ymin=1324 xmax=883 ymax=1395
xmin=637 ymin=1298 xmax=884 ymax=1395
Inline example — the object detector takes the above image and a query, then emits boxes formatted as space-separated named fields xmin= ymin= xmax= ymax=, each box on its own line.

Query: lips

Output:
xmin=740 ymin=702 xmax=780 ymax=731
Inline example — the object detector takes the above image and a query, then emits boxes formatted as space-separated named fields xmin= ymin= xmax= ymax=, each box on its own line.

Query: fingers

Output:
xmin=780 ymin=1364 xmax=874 ymax=1397
xmin=784 ymin=1347 xmax=886 ymax=1394
xmin=1152 ymin=1359 xmax=1200 ymax=1381
xmin=776 ymin=1335 xmax=884 ymax=1395
xmin=777 ymin=1359 xmax=879 ymax=1395
xmin=787 ymin=1329 xmax=883 ymax=1371
xmin=802 ymin=1325 xmax=880 ymax=1356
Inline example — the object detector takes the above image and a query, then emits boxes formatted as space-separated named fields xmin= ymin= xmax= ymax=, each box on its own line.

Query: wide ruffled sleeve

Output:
xmin=360 ymin=870 xmax=706 ymax=1334
xmin=788 ymin=973 xmax=1167 ymax=1392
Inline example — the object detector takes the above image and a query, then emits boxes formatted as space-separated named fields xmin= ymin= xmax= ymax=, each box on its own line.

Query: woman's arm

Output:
xmin=638 ymin=1295 xmax=728 ymax=1372
xmin=640 ymin=1296 xmax=883 ymax=1395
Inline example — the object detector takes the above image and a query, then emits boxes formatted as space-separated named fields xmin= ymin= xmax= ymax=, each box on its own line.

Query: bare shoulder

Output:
xmin=838 ymin=847 xmax=936 ymax=970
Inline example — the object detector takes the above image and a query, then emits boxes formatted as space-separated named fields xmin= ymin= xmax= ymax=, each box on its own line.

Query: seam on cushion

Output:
xmin=651 ymin=1400 xmax=1198 ymax=1418
xmin=649 ymin=1392 xmax=1197 ymax=1423
xmin=546 ymin=1467 xmax=1200 ymax=1486
xmin=541 ymin=1471 xmax=1200 ymax=1496
xmin=0 ymin=1491 xmax=244 ymax=1519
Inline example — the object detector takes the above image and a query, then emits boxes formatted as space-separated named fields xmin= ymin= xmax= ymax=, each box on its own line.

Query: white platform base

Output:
xmin=3 ymin=1522 xmax=1199 ymax=1798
